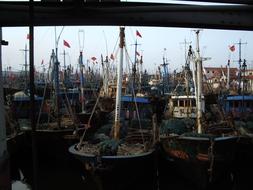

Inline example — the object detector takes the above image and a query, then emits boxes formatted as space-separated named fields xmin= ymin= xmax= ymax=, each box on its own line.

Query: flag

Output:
xmin=91 ymin=56 xmax=96 ymax=61
xmin=27 ymin=34 xmax=30 ymax=40
xmin=229 ymin=45 xmax=235 ymax=52
xmin=136 ymin=30 xmax=142 ymax=38
xmin=110 ymin=53 xmax=114 ymax=60
xmin=136 ymin=51 xmax=140 ymax=56
xmin=63 ymin=40 xmax=71 ymax=48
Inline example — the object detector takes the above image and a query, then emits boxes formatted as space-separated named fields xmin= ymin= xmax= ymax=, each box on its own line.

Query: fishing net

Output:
xmin=130 ymin=119 xmax=152 ymax=129
xmin=160 ymin=118 xmax=193 ymax=135
xmin=99 ymin=139 xmax=119 ymax=156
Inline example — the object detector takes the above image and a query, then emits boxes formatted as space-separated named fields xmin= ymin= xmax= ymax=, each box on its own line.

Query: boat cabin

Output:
xmin=169 ymin=95 xmax=205 ymax=118
xmin=224 ymin=95 xmax=253 ymax=119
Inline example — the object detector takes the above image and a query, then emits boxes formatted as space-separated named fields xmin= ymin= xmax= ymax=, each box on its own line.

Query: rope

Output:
xmin=78 ymin=89 xmax=102 ymax=148
xmin=125 ymin=48 xmax=146 ymax=148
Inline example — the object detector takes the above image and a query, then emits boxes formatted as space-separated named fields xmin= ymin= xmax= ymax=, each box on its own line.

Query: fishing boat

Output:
xmin=159 ymin=30 xmax=238 ymax=189
xmin=69 ymin=27 xmax=156 ymax=189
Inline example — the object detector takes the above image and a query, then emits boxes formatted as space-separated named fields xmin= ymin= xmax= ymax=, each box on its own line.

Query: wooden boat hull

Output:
xmin=69 ymin=144 xmax=156 ymax=189
xmin=234 ymin=136 xmax=253 ymax=189
xmin=160 ymin=135 xmax=238 ymax=189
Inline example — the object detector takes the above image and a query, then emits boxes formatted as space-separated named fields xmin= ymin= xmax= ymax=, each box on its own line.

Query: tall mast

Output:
xmin=114 ymin=27 xmax=125 ymax=140
xmin=227 ymin=59 xmax=230 ymax=90
xmin=132 ymin=40 xmax=141 ymax=95
xmin=78 ymin=29 xmax=85 ymax=113
xmin=161 ymin=49 xmax=169 ymax=95
xmin=235 ymin=39 xmax=247 ymax=94
xmin=102 ymin=55 xmax=109 ymax=96
xmin=139 ymin=55 xmax=143 ymax=92
xmin=195 ymin=30 xmax=203 ymax=134
xmin=20 ymin=44 xmax=29 ymax=89
xmin=54 ymin=27 xmax=64 ymax=128
xmin=61 ymin=50 xmax=67 ymax=82
xmin=79 ymin=51 xmax=85 ymax=113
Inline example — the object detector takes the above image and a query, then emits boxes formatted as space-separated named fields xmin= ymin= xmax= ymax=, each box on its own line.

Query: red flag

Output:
xmin=110 ymin=53 xmax=114 ymax=60
xmin=27 ymin=34 xmax=30 ymax=40
xmin=136 ymin=51 xmax=140 ymax=56
xmin=63 ymin=40 xmax=71 ymax=48
xmin=136 ymin=30 xmax=142 ymax=38
xmin=91 ymin=57 xmax=97 ymax=61
xmin=229 ymin=45 xmax=235 ymax=52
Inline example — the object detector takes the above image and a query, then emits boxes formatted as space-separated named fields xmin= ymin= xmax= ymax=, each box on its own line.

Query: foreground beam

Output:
xmin=0 ymin=2 xmax=253 ymax=30
xmin=0 ymin=27 xmax=11 ymax=190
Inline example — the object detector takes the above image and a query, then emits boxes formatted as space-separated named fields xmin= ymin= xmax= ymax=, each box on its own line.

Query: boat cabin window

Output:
xmin=192 ymin=99 xmax=196 ymax=107
xmin=229 ymin=101 xmax=233 ymax=108
xmin=179 ymin=100 xmax=184 ymax=107
xmin=173 ymin=100 xmax=178 ymax=107
xmin=185 ymin=99 xmax=190 ymax=107
xmin=234 ymin=101 xmax=240 ymax=108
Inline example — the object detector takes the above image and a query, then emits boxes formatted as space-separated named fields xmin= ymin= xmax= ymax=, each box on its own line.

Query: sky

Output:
xmin=1 ymin=1 xmax=253 ymax=74
xmin=2 ymin=26 xmax=253 ymax=74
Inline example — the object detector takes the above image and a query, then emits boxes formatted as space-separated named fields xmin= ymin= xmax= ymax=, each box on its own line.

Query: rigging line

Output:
xmin=36 ymin=54 xmax=53 ymax=128
xmin=102 ymin=30 xmax=108 ymax=56
xmin=124 ymin=48 xmax=145 ymax=147
xmin=112 ymin=35 xmax=120 ymax=55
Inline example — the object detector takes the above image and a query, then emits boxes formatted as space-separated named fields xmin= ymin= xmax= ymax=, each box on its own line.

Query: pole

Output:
xmin=235 ymin=39 xmax=247 ymax=94
xmin=227 ymin=59 xmax=230 ymax=90
xmin=54 ymin=26 xmax=64 ymax=128
xmin=20 ymin=44 xmax=29 ymax=89
xmin=25 ymin=44 xmax=28 ymax=89
xmin=114 ymin=27 xmax=125 ymax=140
xmin=0 ymin=26 xmax=11 ymax=190
xmin=79 ymin=51 xmax=85 ymax=113
xmin=29 ymin=0 xmax=39 ymax=187
xmin=195 ymin=30 xmax=202 ymax=134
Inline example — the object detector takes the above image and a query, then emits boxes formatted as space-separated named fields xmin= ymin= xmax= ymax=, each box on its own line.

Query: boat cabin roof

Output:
xmin=121 ymin=95 xmax=150 ymax=104
xmin=226 ymin=95 xmax=253 ymax=101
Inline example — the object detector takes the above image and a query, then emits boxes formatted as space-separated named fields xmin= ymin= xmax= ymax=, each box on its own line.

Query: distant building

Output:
xmin=204 ymin=67 xmax=238 ymax=92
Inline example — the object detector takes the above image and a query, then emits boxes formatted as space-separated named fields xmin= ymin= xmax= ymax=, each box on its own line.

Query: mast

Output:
xmin=52 ymin=49 xmax=61 ymax=128
xmin=161 ymin=50 xmax=169 ymax=95
xmin=235 ymin=39 xmax=247 ymax=94
xmin=227 ymin=59 xmax=230 ymax=90
xmin=195 ymin=30 xmax=203 ymax=134
xmin=102 ymin=55 xmax=109 ymax=96
xmin=139 ymin=55 xmax=143 ymax=92
xmin=20 ymin=44 xmax=29 ymax=89
xmin=132 ymin=40 xmax=141 ymax=95
xmin=78 ymin=29 xmax=85 ymax=112
xmin=114 ymin=27 xmax=125 ymax=140
xmin=79 ymin=51 xmax=85 ymax=113
xmin=54 ymin=27 xmax=64 ymax=128
xmin=62 ymin=50 xmax=67 ymax=82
